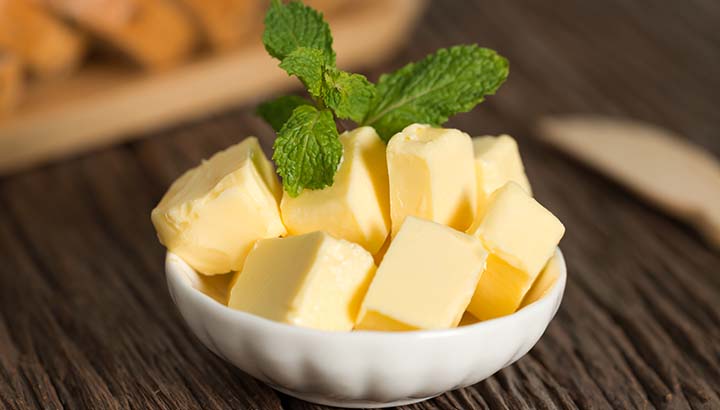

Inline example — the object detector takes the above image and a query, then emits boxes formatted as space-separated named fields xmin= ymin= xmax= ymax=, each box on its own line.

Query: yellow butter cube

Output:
xmin=471 ymin=182 xmax=564 ymax=276
xmin=281 ymin=127 xmax=390 ymax=253
xmin=520 ymin=251 xmax=562 ymax=308
xmin=458 ymin=312 xmax=480 ymax=326
xmin=227 ymin=231 xmax=376 ymax=331
xmin=470 ymin=135 xmax=531 ymax=224
xmin=151 ymin=138 xmax=285 ymax=275
xmin=386 ymin=124 xmax=476 ymax=235
xmin=467 ymin=182 xmax=564 ymax=319
xmin=466 ymin=255 xmax=531 ymax=320
xmin=372 ymin=236 xmax=391 ymax=265
xmin=356 ymin=216 xmax=487 ymax=331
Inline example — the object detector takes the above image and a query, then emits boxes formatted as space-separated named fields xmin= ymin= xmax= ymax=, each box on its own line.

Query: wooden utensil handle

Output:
xmin=694 ymin=207 xmax=720 ymax=250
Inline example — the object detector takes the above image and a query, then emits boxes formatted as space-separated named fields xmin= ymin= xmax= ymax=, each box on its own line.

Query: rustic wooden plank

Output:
xmin=0 ymin=156 xmax=284 ymax=409
xmin=0 ymin=195 xmax=121 ymax=410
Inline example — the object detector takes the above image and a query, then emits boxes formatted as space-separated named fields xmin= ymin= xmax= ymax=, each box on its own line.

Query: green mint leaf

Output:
xmin=263 ymin=0 xmax=335 ymax=65
xmin=279 ymin=52 xmax=376 ymax=121
xmin=256 ymin=95 xmax=312 ymax=132
xmin=273 ymin=105 xmax=341 ymax=197
xmin=322 ymin=69 xmax=376 ymax=123
xmin=362 ymin=45 xmax=509 ymax=141
xmin=279 ymin=47 xmax=326 ymax=97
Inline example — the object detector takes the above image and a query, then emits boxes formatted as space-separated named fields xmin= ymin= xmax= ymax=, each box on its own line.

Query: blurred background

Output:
xmin=1 ymin=1 xmax=719 ymax=409
xmin=0 ymin=0 xmax=422 ymax=172
xmin=0 ymin=0 xmax=717 ymax=167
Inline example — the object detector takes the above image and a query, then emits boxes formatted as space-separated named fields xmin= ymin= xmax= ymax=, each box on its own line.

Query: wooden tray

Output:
xmin=0 ymin=0 xmax=424 ymax=175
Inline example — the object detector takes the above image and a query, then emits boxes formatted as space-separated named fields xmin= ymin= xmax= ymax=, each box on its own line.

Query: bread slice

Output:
xmin=173 ymin=0 xmax=262 ymax=50
xmin=0 ymin=0 xmax=86 ymax=78
xmin=0 ymin=52 xmax=23 ymax=113
xmin=42 ymin=0 xmax=197 ymax=70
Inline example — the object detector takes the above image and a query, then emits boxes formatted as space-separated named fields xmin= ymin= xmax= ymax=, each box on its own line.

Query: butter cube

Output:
xmin=467 ymin=182 xmax=564 ymax=320
xmin=467 ymin=255 xmax=531 ymax=320
xmin=458 ymin=312 xmax=480 ymax=326
xmin=386 ymin=124 xmax=476 ymax=235
xmin=356 ymin=216 xmax=487 ymax=331
xmin=470 ymin=135 xmax=531 ymax=223
xmin=227 ymin=232 xmax=376 ymax=331
xmin=281 ymin=127 xmax=390 ymax=254
xmin=151 ymin=138 xmax=285 ymax=275
xmin=471 ymin=182 xmax=564 ymax=275
xmin=520 ymin=251 xmax=561 ymax=308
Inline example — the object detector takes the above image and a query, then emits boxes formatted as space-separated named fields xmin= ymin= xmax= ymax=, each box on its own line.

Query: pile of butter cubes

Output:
xmin=152 ymin=124 xmax=565 ymax=331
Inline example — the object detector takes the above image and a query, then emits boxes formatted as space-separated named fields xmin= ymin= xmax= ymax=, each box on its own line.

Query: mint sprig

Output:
xmin=362 ymin=45 xmax=509 ymax=141
xmin=261 ymin=0 xmax=369 ymax=197
xmin=323 ymin=68 xmax=376 ymax=123
xmin=279 ymin=47 xmax=326 ymax=97
xmin=273 ymin=105 xmax=341 ymax=197
xmin=257 ymin=95 xmax=311 ymax=132
xmin=263 ymin=0 xmax=334 ymax=65
xmin=259 ymin=1 xmax=509 ymax=196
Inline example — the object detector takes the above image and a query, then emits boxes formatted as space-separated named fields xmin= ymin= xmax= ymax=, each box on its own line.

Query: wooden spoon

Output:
xmin=537 ymin=116 xmax=720 ymax=249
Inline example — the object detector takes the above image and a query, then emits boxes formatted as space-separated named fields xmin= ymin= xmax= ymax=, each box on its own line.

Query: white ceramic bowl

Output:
xmin=166 ymin=249 xmax=566 ymax=408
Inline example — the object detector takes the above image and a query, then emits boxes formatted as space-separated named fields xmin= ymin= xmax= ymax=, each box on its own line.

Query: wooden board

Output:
xmin=0 ymin=0 xmax=424 ymax=175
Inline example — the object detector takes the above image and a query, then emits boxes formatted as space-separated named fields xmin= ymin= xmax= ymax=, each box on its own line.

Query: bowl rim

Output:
xmin=166 ymin=248 xmax=566 ymax=340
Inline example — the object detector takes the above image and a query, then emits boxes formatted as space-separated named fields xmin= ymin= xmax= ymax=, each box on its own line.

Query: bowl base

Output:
xmin=272 ymin=385 xmax=440 ymax=408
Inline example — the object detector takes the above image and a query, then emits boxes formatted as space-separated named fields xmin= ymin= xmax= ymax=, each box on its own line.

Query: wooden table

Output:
xmin=1 ymin=0 xmax=718 ymax=409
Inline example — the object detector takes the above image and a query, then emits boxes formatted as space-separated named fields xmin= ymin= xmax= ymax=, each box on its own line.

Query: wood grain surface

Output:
xmin=1 ymin=0 xmax=719 ymax=409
